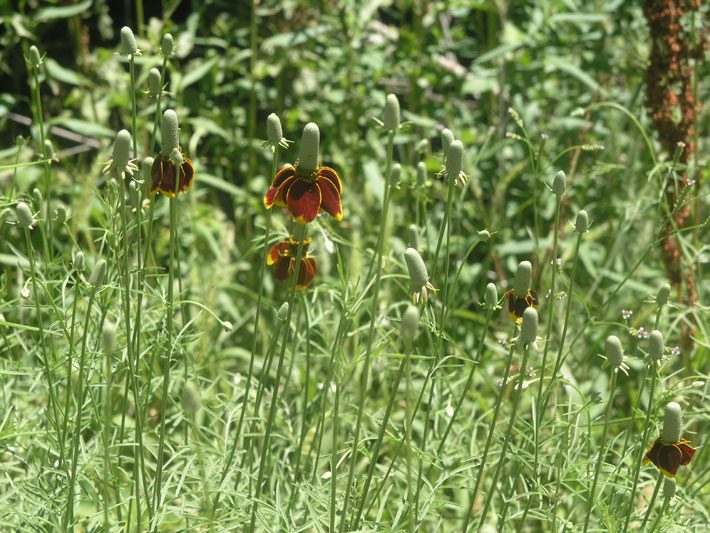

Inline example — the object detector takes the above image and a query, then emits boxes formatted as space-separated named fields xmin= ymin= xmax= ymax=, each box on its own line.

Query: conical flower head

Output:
xmin=383 ymin=93 xmax=400 ymax=131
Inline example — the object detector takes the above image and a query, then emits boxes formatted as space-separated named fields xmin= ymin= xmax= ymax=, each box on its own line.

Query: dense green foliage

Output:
xmin=0 ymin=1 xmax=707 ymax=531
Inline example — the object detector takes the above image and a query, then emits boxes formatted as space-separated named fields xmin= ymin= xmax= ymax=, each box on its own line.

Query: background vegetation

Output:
xmin=0 ymin=0 xmax=707 ymax=531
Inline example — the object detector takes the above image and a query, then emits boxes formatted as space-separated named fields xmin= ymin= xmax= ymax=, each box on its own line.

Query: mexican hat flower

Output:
xmin=150 ymin=109 xmax=194 ymax=197
xmin=267 ymin=236 xmax=318 ymax=289
xmin=644 ymin=402 xmax=697 ymax=478
xmin=263 ymin=122 xmax=342 ymax=223
xmin=504 ymin=261 xmax=539 ymax=323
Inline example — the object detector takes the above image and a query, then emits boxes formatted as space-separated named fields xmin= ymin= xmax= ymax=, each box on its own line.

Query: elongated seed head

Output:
xmin=113 ymin=129 xmax=132 ymax=172
xmin=520 ymin=307 xmax=538 ymax=343
xmin=148 ymin=68 xmax=161 ymax=97
xmin=446 ymin=140 xmax=464 ymax=179
xmin=119 ymin=26 xmax=138 ymax=56
xmin=90 ymin=259 xmax=107 ymax=287
xmin=648 ymin=329 xmax=664 ymax=361
xmin=277 ymin=302 xmax=289 ymax=320
xmin=404 ymin=247 xmax=429 ymax=290
xmin=267 ymin=113 xmax=283 ymax=145
xmin=663 ymin=478 xmax=676 ymax=500
xmin=513 ymin=260 xmax=532 ymax=295
xmin=298 ymin=122 xmax=320 ymax=172
xmin=29 ymin=45 xmax=41 ymax=68
xmin=103 ymin=321 xmax=116 ymax=353
xmin=401 ymin=305 xmax=420 ymax=347
xmin=605 ymin=335 xmax=624 ymax=369
xmin=161 ymin=33 xmax=174 ymax=56
xmin=441 ymin=128 xmax=454 ymax=154
xmin=551 ymin=170 xmax=566 ymax=196
xmin=656 ymin=282 xmax=671 ymax=307
xmin=73 ymin=251 xmax=86 ymax=273
xmin=662 ymin=401 xmax=681 ymax=442
xmin=575 ymin=209 xmax=589 ymax=234
xmin=161 ymin=109 xmax=179 ymax=157
xmin=416 ymin=161 xmax=427 ymax=186
xmin=391 ymin=163 xmax=401 ymax=185
xmin=485 ymin=283 xmax=498 ymax=309
xmin=15 ymin=202 xmax=34 ymax=228
xmin=383 ymin=93 xmax=401 ymax=131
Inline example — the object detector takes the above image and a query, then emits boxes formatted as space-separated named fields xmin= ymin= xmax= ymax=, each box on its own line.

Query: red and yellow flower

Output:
xmin=150 ymin=148 xmax=194 ymax=197
xmin=644 ymin=436 xmax=697 ymax=478
xmin=267 ymin=236 xmax=318 ymax=289
xmin=504 ymin=289 xmax=539 ymax=323
xmin=263 ymin=164 xmax=342 ymax=223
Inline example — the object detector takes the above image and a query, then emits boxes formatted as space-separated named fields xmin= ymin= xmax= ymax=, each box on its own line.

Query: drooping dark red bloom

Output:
xmin=263 ymin=164 xmax=342 ymax=223
xmin=150 ymin=149 xmax=194 ymax=197
xmin=644 ymin=437 xmax=697 ymax=478
xmin=267 ymin=237 xmax=318 ymax=289
xmin=504 ymin=289 xmax=539 ymax=323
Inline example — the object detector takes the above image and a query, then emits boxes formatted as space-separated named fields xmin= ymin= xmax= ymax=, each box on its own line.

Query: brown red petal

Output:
xmin=318 ymin=166 xmax=342 ymax=193
xmin=273 ymin=256 xmax=291 ymax=281
xmin=286 ymin=178 xmax=322 ymax=223
xmin=644 ymin=438 xmax=696 ymax=478
xmin=317 ymin=176 xmax=343 ymax=221
xmin=297 ymin=257 xmax=318 ymax=288
xmin=177 ymin=157 xmax=195 ymax=194
xmin=677 ymin=439 xmax=697 ymax=465
xmin=267 ymin=242 xmax=289 ymax=266
xmin=150 ymin=155 xmax=169 ymax=196
xmin=271 ymin=164 xmax=296 ymax=188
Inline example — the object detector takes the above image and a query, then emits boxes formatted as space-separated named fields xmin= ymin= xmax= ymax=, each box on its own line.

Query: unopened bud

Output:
xmin=383 ymin=93 xmax=400 ymax=131
xmin=663 ymin=478 xmax=676 ymax=500
xmin=401 ymin=305 xmax=420 ymax=347
xmin=404 ymin=247 xmax=429 ymax=291
xmin=90 ymin=259 xmax=107 ymax=287
xmin=148 ymin=68 xmax=161 ymax=97
xmin=119 ymin=26 xmax=138 ymax=56
xmin=161 ymin=33 xmax=174 ymax=57
xmin=575 ymin=210 xmax=589 ymax=234
xmin=113 ymin=129 xmax=132 ymax=173
xmin=477 ymin=230 xmax=491 ymax=242
xmin=277 ymin=302 xmax=289 ymax=321
xmin=656 ymin=283 xmax=671 ymax=307
xmin=73 ymin=251 xmax=86 ymax=273
xmin=648 ymin=330 xmax=664 ymax=361
xmin=32 ymin=188 xmax=43 ymax=206
xmin=29 ymin=45 xmax=42 ymax=68
xmin=267 ymin=113 xmax=283 ymax=146
xmin=605 ymin=335 xmax=624 ymax=369
xmin=15 ymin=202 xmax=34 ymax=228
xmin=391 ymin=163 xmax=401 ymax=185
xmin=551 ymin=170 xmax=566 ymax=195
xmin=441 ymin=128 xmax=454 ymax=154
xmin=103 ymin=321 xmax=116 ymax=354
xmin=416 ymin=162 xmax=427 ymax=186
xmin=520 ymin=307 xmax=538 ymax=344
xmin=484 ymin=283 xmax=498 ymax=309
xmin=54 ymin=205 xmax=67 ymax=224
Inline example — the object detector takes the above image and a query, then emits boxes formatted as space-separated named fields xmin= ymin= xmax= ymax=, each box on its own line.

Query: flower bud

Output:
xmin=415 ymin=139 xmax=429 ymax=154
xmin=103 ymin=321 xmax=116 ymax=354
xmin=416 ymin=161 xmax=427 ymax=186
xmin=15 ymin=202 xmax=34 ymax=228
xmin=520 ymin=307 xmax=538 ymax=344
xmin=551 ymin=170 xmax=566 ymax=196
xmin=407 ymin=224 xmax=420 ymax=250
xmin=161 ymin=33 xmax=174 ymax=57
xmin=663 ymin=478 xmax=676 ymax=500
xmin=477 ymin=230 xmax=491 ymax=242
xmin=401 ymin=305 xmax=420 ymax=348
xmin=54 ymin=205 xmax=67 ymax=224
xmin=446 ymin=140 xmax=463 ymax=180
xmin=440 ymin=128 xmax=454 ymax=155
xmin=277 ymin=302 xmax=289 ymax=321
xmin=32 ymin=188 xmax=43 ymax=206
xmin=648 ymin=330 xmax=664 ymax=361
xmin=182 ymin=380 xmax=201 ymax=418
xmin=298 ymin=122 xmax=320 ymax=172
xmin=656 ymin=282 xmax=671 ymax=307
xmin=513 ymin=261 xmax=532 ymax=295
xmin=404 ymin=247 xmax=429 ymax=291
xmin=148 ymin=68 xmax=161 ymax=97
xmin=662 ymin=401 xmax=682 ymax=443
xmin=484 ymin=283 xmax=498 ymax=309
xmin=575 ymin=210 xmax=589 ymax=234
xmin=141 ymin=157 xmax=154 ymax=195
xmin=391 ymin=163 xmax=401 ymax=185
xmin=267 ymin=113 xmax=283 ymax=146
xmin=29 ymin=45 xmax=42 ymax=68
xmin=90 ymin=259 xmax=107 ymax=287
xmin=605 ymin=335 xmax=624 ymax=369
xmin=44 ymin=139 xmax=55 ymax=160
xmin=73 ymin=251 xmax=86 ymax=273
xmin=161 ymin=109 xmax=180 ymax=157
xmin=112 ymin=129 xmax=132 ymax=173
xmin=383 ymin=93 xmax=400 ymax=131
xmin=119 ymin=26 xmax=138 ymax=56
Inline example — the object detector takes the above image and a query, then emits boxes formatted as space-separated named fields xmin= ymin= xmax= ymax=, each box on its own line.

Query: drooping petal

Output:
xmin=267 ymin=242 xmax=289 ymax=266
xmin=297 ymin=257 xmax=318 ymax=288
xmin=657 ymin=444 xmax=683 ymax=477
xmin=677 ymin=440 xmax=697 ymax=465
xmin=318 ymin=166 xmax=342 ymax=193
xmin=317 ymin=176 xmax=343 ymax=221
xmin=271 ymin=164 xmax=296 ymax=188
xmin=264 ymin=174 xmax=296 ymax=209
xmin=286 ymin=178 xmax=322 ymax=223
xmin=150 ymin=155 xmax=169 ymax=196
xmin=178 ymin=157 xmax=195 ymax=193
xmin=273 ymin=256 xmax=291 ymax=281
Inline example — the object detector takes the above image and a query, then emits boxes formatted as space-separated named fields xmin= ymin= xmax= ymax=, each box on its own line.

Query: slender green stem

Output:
xmin=248 ymin=224 xmax=307 ymax=532
xmin=339 ymin=129 xmax=395 ymax=532
xmin=431 ymin=175 xmax=456 ymax=281
xmin=405 ymin=345 xmax=414 ymax=533
xmin=103 ymin=327 xmax=115 ymax=529
xmin=461 ymin=324 xmax=517 ymax=532
xmin=477 ymin=341 xmax=533 ymax=529
xmin=622 ymin=366 xmax=658 ymax=533
xmin=649 ymin=494 xmax=671 ymax=533
xmin=63 ymin=289 xmax=96 ymax=530
xmin=583 ymin=370 xmax=618 ymax=532
xmin=59 ymin=278 xmax=81 ymax=467
xmin=330 ymin=380 xmax=341 ymax=533
xmin=640 ymin=472 xmax=664 ymax=531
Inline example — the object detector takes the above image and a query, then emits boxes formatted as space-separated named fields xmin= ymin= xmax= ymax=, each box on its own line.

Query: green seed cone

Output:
xmin=656 ymin=282 xmax=671 ymax=307
xmin=90 ymin=259 xmax=107 ymax=287
xmin=551 ymin=170 xmax=566 ymax=195
xmin=267 ymin=113 xmax=283 ymax=146
xmin=662 ymin=401 xmax=681 ymax=443
xmin=416 ymin=161 xmax=427 ymax=186
xmin=404 ymin=247 xmax=429 ymax=291
xmin=298 ymin=122 xmax=320 ymax=172
xmin=113 ymin=129 xmax=132 ymax=172
xmin=446 ymin=140 xmax=463 ymax=179
xmin=383 ymin=93 xmax=401 ymax=131
xmin=513 ymin=260 xmax=532 ymax=295
xmin=575 ymin=209 xmax=589 ymax=234
xmin=520 ymin=307 xmax=538 ymax=343
xmin=648 ymin=329 xmax=664 ymax=361
xmin=161 ymin=33 xmax=174 ymax=57
xmin=605 ymin=335 xmax=624 ymax=369
xmin=15 ymin=202 xmax=34 ymax=228
xmin=119 ymin=26 xmax=138 ymax=56
xmin=485 ymin=283 xmax=498 ymax=309
xmin=161 ymin=110 xmax=180 ymax=157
